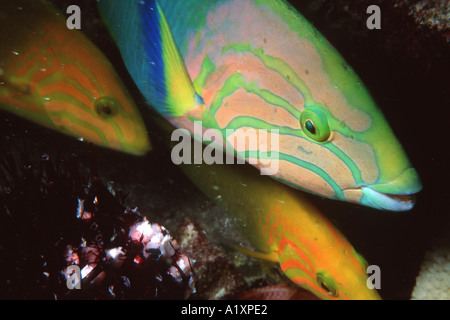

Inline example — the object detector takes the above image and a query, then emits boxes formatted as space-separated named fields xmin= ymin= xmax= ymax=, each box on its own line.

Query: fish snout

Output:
xmin=361 ymin=167 xmax=422 ymax=211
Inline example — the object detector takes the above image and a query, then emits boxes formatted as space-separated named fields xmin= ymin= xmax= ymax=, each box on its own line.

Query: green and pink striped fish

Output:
xmin=98 ymin=0 xmax=422 ymax=211
xmin=0 ymin=0 xmax=151 ymax=155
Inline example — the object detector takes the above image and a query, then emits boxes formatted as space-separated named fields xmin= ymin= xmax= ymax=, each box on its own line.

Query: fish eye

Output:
xmin=304 ymin=119 xmax=316 ymax=135
xmin=300 ymin=107 xmax=331 ymax=142
xmin=316 ymin=272 xmax=338 ymax=297
xmin=95 ymin=97 xmax=118 ymax=118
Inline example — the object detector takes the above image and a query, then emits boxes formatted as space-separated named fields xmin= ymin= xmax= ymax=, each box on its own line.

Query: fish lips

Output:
xmin=345 ymin=168 xmax=422 ymax=211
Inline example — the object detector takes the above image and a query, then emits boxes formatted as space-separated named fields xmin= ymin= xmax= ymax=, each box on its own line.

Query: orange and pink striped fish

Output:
xmin=0 ymin=0 xmax=150 ymax=155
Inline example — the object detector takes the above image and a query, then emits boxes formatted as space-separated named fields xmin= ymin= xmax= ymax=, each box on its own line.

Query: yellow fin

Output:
xmin=233 ymin=245 xmax=279 ymax=263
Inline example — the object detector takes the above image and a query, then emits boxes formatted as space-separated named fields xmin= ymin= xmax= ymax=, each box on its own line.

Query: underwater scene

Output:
xmin=0 ymin=0 xmax=448 ymax=301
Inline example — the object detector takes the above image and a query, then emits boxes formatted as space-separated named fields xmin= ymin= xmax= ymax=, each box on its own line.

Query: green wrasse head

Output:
xmin=307 ymin=248 xmax=382 ymax=300
xmin=0 ymin=50 xmax=152 ymax=156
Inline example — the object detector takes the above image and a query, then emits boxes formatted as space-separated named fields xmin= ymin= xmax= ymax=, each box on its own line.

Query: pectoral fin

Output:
xmin=140 ymin=0 xmax=200 ymax=117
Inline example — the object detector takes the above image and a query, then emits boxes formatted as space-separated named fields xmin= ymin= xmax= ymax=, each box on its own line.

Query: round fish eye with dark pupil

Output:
xmin=316 ymin=272 xmax=338 ymax=297
xmin=304 ymin=119 xmax=316 ymax=135
xmin=95 ymin=97 xmax=118 ymax=118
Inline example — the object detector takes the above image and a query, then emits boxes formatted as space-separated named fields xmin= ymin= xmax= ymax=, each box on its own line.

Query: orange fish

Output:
xmin=0 ymin=0 xmax=150 ymax=155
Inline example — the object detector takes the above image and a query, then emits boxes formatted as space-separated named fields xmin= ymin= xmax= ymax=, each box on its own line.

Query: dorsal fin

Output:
xmin=140 ymin=0 xmax=199 ymax=116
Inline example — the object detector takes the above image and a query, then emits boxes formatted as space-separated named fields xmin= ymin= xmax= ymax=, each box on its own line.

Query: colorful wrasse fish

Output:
xmin=174 ymin=130 xmax=381 ymax=300
xmin=0 ymin=0 xmax=150 ymax=155
xmin=98 ymin=0 xmax=422 ymax=211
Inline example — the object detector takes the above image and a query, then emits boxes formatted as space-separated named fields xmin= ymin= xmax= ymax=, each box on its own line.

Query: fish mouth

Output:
xmin=358 ymin=186 xmax=416 ymax=211
xmin=345 ymin=168 xmax=422 ymax=211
